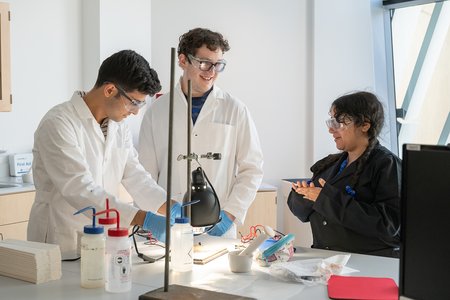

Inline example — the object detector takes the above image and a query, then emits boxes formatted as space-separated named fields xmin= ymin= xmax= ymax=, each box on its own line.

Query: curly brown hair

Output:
xmin=177 ymin=28 xmax=230 ymax=57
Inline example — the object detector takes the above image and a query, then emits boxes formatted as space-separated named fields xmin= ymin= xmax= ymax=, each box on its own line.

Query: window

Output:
xmin=384 ymin=0 xmax=450 ymax=155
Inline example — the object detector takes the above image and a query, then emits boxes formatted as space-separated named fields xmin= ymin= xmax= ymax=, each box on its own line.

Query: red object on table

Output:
xmin=327 ymin=275 xmax=398 ymax=300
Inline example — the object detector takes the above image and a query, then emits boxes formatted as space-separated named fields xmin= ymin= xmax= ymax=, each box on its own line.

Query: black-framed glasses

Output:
xmin=187 ymin=54 xmax=227 ymax=72
xmin=115 ymin=84 xmax=146 ymax=110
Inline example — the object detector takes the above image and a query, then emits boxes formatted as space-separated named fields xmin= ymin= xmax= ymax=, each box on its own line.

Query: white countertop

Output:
xmin=0 ymin=236 xmax=399 ymax=300
xmin=0 ymin=176 xmax=35 ymax=195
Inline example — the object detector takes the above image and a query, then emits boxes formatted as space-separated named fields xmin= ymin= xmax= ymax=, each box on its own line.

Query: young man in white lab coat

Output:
xmin=28 ymin=50 xmax=179 ymax=259
xmin=138 ymin=28 xmax=264 ymax=238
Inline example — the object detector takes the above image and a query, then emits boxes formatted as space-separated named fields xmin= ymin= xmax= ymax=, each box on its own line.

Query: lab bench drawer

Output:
xmin=0 ymin=192 xmax=35 ymax=225
xmin=0 ymin=222 xmax=28 ymax=240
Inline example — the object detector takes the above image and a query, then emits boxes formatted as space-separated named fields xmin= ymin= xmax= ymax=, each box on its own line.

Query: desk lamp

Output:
xmin=139 ymin=48 xmax=253 ymax=300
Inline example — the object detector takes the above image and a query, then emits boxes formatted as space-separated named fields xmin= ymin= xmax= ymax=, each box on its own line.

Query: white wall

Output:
xmin=314 ymin=0 xmax=379 ymax=161
xmin=81 ymin=0 xmax=152 ymax=145
xmin=0 ymin=0 xmax=82 ymax=155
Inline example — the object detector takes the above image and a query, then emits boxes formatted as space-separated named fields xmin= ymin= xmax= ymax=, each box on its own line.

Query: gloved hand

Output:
xmin=143 ymin=211 xmax=167 ymax=242
xmin=207 ymin=210 xmax=233 ymax=236
xmin=142 ymin=202 xmax=182 ymax=242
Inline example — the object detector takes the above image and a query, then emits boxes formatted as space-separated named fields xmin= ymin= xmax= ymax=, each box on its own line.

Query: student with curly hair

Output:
xmin=139 ymin=28 xmax=263 ymax=238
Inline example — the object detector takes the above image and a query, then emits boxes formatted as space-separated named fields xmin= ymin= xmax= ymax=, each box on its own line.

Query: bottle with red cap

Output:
xmin=94 ymin=208 xmax=131 ymax=293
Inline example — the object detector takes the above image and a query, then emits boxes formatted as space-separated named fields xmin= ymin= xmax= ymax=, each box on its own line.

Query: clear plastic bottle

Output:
xmin=95 ymin=208 xmax=132 ymax=293
xmin=171 ymin=217 xmax=193 ymax=272
xmin=74 ymin=206 xmax=105 ymax=289
xmin=80 ymin=228 xmax=105 ymax=288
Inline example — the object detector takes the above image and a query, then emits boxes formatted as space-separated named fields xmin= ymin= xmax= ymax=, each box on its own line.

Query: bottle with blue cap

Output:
xmin=74 ymin=206 xmax=105 ymax=288
xmin=171 ymin=201 xmax=196 ymax=272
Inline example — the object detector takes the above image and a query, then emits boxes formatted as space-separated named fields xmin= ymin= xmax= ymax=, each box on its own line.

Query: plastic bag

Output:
xmin=255 ymin=234 xmax=295 ymax=267
xmin=268 ymin=254 xmax=355 ymax=286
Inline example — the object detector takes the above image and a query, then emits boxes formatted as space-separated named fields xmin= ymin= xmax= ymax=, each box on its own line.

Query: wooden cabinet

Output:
xmin=0 ymin=3 xmax=11 ymax=112
xmin=0 ymin=191 xmax=35 ymax=240
xmin=237 ymin=190 xmax=277 ymax=237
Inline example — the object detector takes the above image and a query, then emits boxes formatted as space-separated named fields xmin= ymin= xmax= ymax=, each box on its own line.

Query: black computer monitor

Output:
xmin=400 ymin=144 xmax=450 ymax=300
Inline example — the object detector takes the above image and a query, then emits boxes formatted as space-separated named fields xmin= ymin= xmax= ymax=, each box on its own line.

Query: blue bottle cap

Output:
xmin=74 ymin=206 xmax=104 ymax=235
xmin=84 ymin=224 xmax=104 ymax=234
xmin=175 ymin=217 xmax=190 ymax=224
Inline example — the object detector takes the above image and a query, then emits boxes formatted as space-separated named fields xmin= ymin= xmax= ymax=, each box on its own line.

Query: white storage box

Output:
xmin=9 ymin=153 xmax=33 ymax=176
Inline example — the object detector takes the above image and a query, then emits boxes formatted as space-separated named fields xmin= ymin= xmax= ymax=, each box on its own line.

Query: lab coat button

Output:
xmin=322 ymin=220 xmax=327 ymax=226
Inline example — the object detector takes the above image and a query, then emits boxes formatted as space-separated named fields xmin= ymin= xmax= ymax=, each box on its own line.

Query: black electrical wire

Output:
xmin=129 ymin=225 xmax=166 ymax=263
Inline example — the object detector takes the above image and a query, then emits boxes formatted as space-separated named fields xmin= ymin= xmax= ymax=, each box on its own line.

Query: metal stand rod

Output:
xmin=164 ymin=47 xmax=176 ymax=292
xmin=186 ymin=80 xmax=192 ymax=219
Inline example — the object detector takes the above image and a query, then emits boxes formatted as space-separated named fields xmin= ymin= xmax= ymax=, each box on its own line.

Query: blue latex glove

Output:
xmin=143 ymin=211 xmax=167 ymax=242
xmin=142 ymin=202 xmax=182 ymax=242
xmin=207 ymin=210 xmax=233 ymax=236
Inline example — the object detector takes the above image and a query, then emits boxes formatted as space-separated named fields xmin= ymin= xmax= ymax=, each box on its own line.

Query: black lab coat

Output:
xmin=287 ymin=143 xmax=401 ymax=257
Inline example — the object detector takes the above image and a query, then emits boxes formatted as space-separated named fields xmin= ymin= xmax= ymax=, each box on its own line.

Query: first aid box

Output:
xmin=9 ymin=153 xmax=33 ymax=176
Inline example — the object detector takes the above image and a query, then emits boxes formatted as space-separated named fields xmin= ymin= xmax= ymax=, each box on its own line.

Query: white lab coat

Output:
xmin=138 ymin=82 xmax=264 ymax=237
xmin=27 ymin=92 xmax=166 ymax=259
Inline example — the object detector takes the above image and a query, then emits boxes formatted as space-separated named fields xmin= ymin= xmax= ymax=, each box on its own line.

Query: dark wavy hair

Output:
xmin=177 ymin=28 xmax=230 ymax=57
xmin=312 ymin=91 xmax=385 ymax=187
xmin=94 ymin=50 xmax=161 ymax=96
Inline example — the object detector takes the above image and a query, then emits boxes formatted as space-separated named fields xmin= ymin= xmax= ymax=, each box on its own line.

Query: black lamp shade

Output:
xmin=184 ymin=167 xmax=220 ymax=227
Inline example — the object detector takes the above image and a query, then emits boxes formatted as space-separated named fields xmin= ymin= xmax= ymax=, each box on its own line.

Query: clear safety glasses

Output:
xmin=187 ymin=54 xmax=227 ymax=72
xmin=115 ymin=85 xmax=146 ymax=112
xmin=326 ymin=117 xmax=350 ymax=131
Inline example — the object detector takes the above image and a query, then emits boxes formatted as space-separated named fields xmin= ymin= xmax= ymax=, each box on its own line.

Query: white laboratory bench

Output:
xmin=0 ymin=236 xmax=399 ymax=300
xmin=0 ymin=176 xmax=35 ymax=196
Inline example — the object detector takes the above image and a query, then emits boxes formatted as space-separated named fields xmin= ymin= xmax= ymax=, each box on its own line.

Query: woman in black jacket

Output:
xmin=288 ymin=91 xmax=401 ymax=258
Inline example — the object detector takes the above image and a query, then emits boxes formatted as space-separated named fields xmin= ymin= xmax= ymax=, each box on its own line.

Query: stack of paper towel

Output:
xmin=0 ymin=239 xmax=61 ymax=284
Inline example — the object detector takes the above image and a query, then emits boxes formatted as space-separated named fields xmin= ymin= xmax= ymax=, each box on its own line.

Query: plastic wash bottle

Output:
xmin=94 ymin=208 xmax=131 ymax=293
xmin=171 ymin=216 xmax=194 ymax=272
xmin=74 ymin=206 xmax=105 ymax=288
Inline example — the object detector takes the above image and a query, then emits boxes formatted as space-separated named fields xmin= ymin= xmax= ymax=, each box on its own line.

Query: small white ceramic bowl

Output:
xmin=228 ymin=250 xmax=253 ymax=273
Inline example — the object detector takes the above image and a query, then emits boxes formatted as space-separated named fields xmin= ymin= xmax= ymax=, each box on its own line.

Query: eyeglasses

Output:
xmin=187 ymin=54 xmax=227 ymax=72
xmin=115 ymin=85 xmax=146 ymax=112
xmin=326 ymin=117 xmax=349 ymax=130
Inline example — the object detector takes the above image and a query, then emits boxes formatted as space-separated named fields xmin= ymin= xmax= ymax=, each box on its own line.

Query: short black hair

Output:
xmin=94 ymin=50 xmax=161 ymax=96
xmin=177 ymin=28 xmax=230 ymax=57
